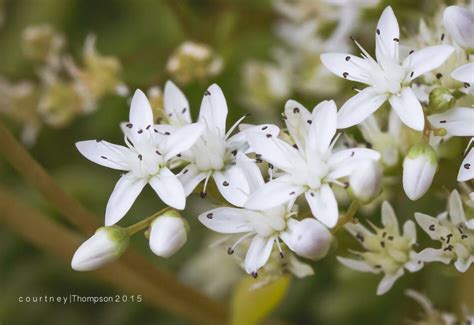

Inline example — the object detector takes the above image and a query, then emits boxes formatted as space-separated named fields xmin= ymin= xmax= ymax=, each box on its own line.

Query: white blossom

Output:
xmin=149 ymin=211 xmax=189 ymax=258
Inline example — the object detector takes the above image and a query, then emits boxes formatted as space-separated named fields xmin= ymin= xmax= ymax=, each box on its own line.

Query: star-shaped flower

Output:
xmin=415 ymin=190 xmax=474 ymax=271
xmin=76 ymin=89 xmax=203 ymax=225
xmin=199 ymin=154 xmax=332 ymax=276
xmin=245 ymin=99 xmax=380 ymax=228
xmin=321 ymin=6 xmax=454 ymax=131
xmin=338 ymin=201 xmax=423 ymax=295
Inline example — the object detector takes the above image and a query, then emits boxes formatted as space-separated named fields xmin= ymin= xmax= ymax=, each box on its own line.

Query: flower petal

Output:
xmin=306 ymin=100 xmax=337 ymax=157
xmin=320 ymin=53 xmax=371 ymax=84
xmin=376 ymin=268 xmax=404 ymax=295
xmin=236 ymin=152 xmax=265 ymax=193
xmin=337 ymin=256 xmax=378 ymax=273
xmin=198 ymin=207 xmax=255 ymax=233
xmin=337 ymin=87 xmax=388 ymax=129
xmin=458 ymin=147 xmax=474 ymax=182
xmin=198 ymin=84 xmax=228 ymax=135
xmin=428 ymin=107 xmax=474 ymax=137
xmin=164 ymin=80 xmax=191 ymax=125
xmin=178 ymin=164 xmax=207 ymax=196
xmin=129 ymin=89 xmax=154 ymax=129
xmin=105 ymin=173 xmax=147 ymax=226
xmin=403 ymin=220 xmax=417 ymax=244
xmin=443 ymin=5 xmax=474 ymax=51
xmin=327 ymin=148 xmax=381 ymax=180
xmin=414 ymin=213 xmax=444 ymax=240
xmin=284 ymin=99 xmax=312 ymax=149
xmin=305 ymin=185 xmax=339 ymax=228
xmin=163 ymin=123 xmax=204 ymax=160
xmin=244 ymin=235 xmax=275 ymax=275
xmin=403 ymin=45 xmax=455 ymax=81
xmin=448 ymin=190 xmax=466 ymax=225
xmin=454 ymin=256 xmax=474 ymax=273
xmin=149 ymin=168 xmax=186 ymax=210
xmin=416 ymin=248 xmax=451 ymax=264
xmin=76 ymin=140 xmax=133 ymax=171
xmin=388 ymin=87 xmax=424 ymax=131
xmin=213 ymin=165 xmax=251 ymax=207
xmin=381 ymin=201 xmax=399 ymax=235
xmin=245 ymin=176 xmax=305 ymax=211
xmin=375 ymin=6 xmax=400 ymax=63
xmin=451 ymin=62 xmax=474 ymax=84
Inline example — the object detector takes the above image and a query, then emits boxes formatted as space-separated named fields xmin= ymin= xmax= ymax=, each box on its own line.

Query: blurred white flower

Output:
xmin=321 ymin=6 xmax=454 ymax=131
xmin=149 ymin=210 xmax=189 ymax=258
xmin=338 ymin=201 xmax=423 ymax=295
xmin=443 ymin=5 xmax=474 ymax=53
xmin=76 ymin=89 xmax=203 ymax=225
xmin=405 ymin=289 xmax=457 ymax=325
xmin=245 ymin=99 xmax=380 ymax=228
xmin=415 ymin=190 xmax=474 ymax=271
xmin=71 ymin=226 xmax=129 ymax=271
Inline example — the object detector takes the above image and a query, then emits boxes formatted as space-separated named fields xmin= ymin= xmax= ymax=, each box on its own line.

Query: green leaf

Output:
xmin=231 ymin=275 xmax=290 ymax=325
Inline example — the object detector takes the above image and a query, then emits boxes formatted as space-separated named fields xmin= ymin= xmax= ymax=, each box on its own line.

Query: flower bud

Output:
xmin=348 ymin=160 xmax=383 ymax=204
xmin=403 ymin=144 xmax=438 ymax=201
xmin=71 ymin=226 xmax=129 ymax=271
xmin=444 ymin=6 xmax=474 ymax=53
xmin=284 ymin=219 xmax=332 ymax=260
xmin=149 ymin=210 xmax=189 ymax=258
xmin=428 ymin=87 xmax=455 ymax=114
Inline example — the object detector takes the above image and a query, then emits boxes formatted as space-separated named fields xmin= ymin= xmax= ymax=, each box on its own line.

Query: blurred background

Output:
xmin=0 ymin=0 xmax=472 ymax=324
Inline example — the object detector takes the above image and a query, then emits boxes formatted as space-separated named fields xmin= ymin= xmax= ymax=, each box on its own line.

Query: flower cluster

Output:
xmin=71 ymin=5 xmax=473 ymax=296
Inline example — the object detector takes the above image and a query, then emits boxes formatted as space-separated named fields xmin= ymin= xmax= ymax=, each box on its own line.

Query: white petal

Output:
xmin=416 ymin=248 xmax=451 ymax=264
xmin=375 ymin=6 xmax=400 ymax=63
xmin=246 ymin=132 xmax=305 ymax=173
xmin=403 ymin=45 xmax=455 ymax=81
xmin=227 ymin=123 xmax=280 ymax=153
xmin=381 ymin=201 xmax=399 ymax=234
xmin=305 ymin=185 xmax=339 ymax=228
xmin=105 ymin=173 xmax=147 ymax=225
xmin=306 ymin=100 xmax=337 ymax=157
xmin=403 ymin=220 xmax=417 ymax=244
xmin=284 ymin=99 xmax=312 ymax=149
xmin=414 ymin=213 xmax=442 ymax=240
xmin=428 ymin=107 xmax=474 ymax=137
xmin=444 ymin=5 xmax=474 ymax=51
xmin=213 ymin=165 xmax=251 ymax=207
xmin=198 ymin=207 xmax=255 ymax=233
xmin=403 ymin=149 xmax=437 ymax=201
xmin=327 ymin=148 xmax=381 ymax=180
xmin=164 ymin=80 xmax=191 ymax=125
xmin=320 ymin=53 xmax=371 ymax=83
xmin=337 ymin=87 xmax=388 ymax=129
xmin=236 ymin=152 xmax=265 ymax=193
xmin=244 ymin=235 xmax=275 ymax=274
xmin=245 ymin=176 xmax=305 ymax=211
xmin=337 ymin=256 xmax=377 ymax=273
xmin=198 ymin=84 xmax=228 ymax=135
xmin=178 ymin=164 xmax=206 ymax=196
xmin=451 ymin=62 xmax=474 ymax=84
xmin=389 ymin=87 xmax=424 ymax=131
xmin=163 ymin=123 xmax=203 ymax=160
xmin=458 ymin=147 xmax=474 ymax=181
xmin=448 ymin=190 xmax=466 ymax=225
xmin=129 ymin=89 xmax=154 ymax=129
xmin=376 ymin=268 xmax=404 ymax=295
xmin=76 ymin=140 xmax=133 ymax=171
xmin=149 ymin=168 xmax=186 ymax=210
xmin=454 ymin=256 xmax=474 ymax=273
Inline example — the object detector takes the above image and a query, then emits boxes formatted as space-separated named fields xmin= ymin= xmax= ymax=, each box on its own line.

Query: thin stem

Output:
xmin=126 ymin=207 xmax=171 ymax=236
xmin=332 ymin=201 xmax=360 ymax=234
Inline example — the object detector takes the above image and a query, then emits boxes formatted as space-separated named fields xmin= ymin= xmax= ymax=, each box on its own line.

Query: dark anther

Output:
xmin=410 ymin=71 xmax=414 ymax=77
xmin=206 ymin=213 xmax=213 ymax=219
xmin=138 ymin=129 xmax=143 ymax=134
xmin=154 ymin=129 xmax=158 ymax=133
xmin=464 ymin=82 xmax=470 ymax=88
xmin=344 ymin=182 xmax=349 ymax=189
xmin=251 ymin=272 xmax=258 ymax=279
xmin=356 ymin=233 xmax=364 ymax=242
xmin=439 ymin=120 xmax=447 ymax=124
xmin=168 ymin=113 xmax=173 ymax=117
xmin=388 ymin=236 xmax=394 ymax=241
xmin=279 ymin=252 xmax=284 ymax=259
xmin=126 ymin=123 xmax=133 ymax=128
xmin=289 ymin=191 xmax=296 ymax=195
xmin=343 ymin=72 xmax=349 ymax=78
xmin=350 ymin=151 xmax=355 ymax=157
xmin=436 ymin=73 xmax=443 ymax=79
xmin=183 ymin=169 xmax=188 ymax=174
xmin=461 ymin=234 xmax=468 ymax=239
xmin=266 ymin=134 xmax=272 ymax=138
xmin=146 ymin=125 xmax=151 ymax=130
xmin=256 ymin=158 xmax=263 ymax=163
xmin=176 ymin=154 xmax=182 ymax=157
xmin=293 ymin=144 xmax=298 ymax=149
xmin=380 ymin=241 xmax=385 ymax=248
xmin=182 ymin=108 xmax=187 ymax=114
xmin=374 ymin=264 xmax=382 ymax=269
xmin=155 ymin=150 xmax=161 ymax=155
xmin=200 ymin=191 xmax=207 ymax=198
xmin=101 ymin=156 xmax=107 ymax=159
xmin=393 ymin=37 xmax=399 ymax=42
xmin=443 ymin=245 xmax=454 ymax=252
xmin=261 ymin=125 xmax=268 ymax=130
xmin=376 ymin=29 xmax=380 ymax=35
xmin=310 ymin=192 xmax=315 ymax=197
xmin=293 ymin=107 xmax=300 ymax=114
xmin=382 ymin=232 xmax=387 ymax=238
xmin=429 ymin=224 xmax=435 ymax=231
xmin=345 ymin=56 xmax=351 ymax=61
xmin=268 ymin=163 xmax=274 ymax=169
xmin=231 ymin=149 xmax=237 ymax=156
xmin=350 ymin=36 xmax=355 ymax=41
xmin=96 ymin=139 xmax=102 ymax=142
xmin=440 ymin=236 xmax=445 ymax=242
xmin=409 ymin=50 xmax=414 ymax=55
xmin=204 ymin=90 xmax=211 ymax=96
xmin=446 ymin=233 xmax=453 ymax=243
xmin=307 ymin=120 xmax=312 ymax=124
xmin=138 ymin=154 xmax=143 ymax=160
xmin=441 ymin=33 xmax=445 ymax=41
xmin=464 ymin=163 xmax=471 ymax=169
xmin=165 ymin=132 xmax=171 ymax=135
xmin=223 ymin=181 xmax=229 ymax=187
xmin=366 ymin=143 xmax=373 ymax=149
xmin=227 ymin=247 xmax=234 ymax=255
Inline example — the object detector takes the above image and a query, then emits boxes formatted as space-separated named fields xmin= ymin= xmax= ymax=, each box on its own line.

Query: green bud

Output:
xmin=428 ymin=87 xmax=456 ymax=114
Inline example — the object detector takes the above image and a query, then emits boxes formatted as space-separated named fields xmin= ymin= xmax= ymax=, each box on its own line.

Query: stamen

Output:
xmin=225 ymin=114 xmax=250 ymax=139
xmin=228 ymin=232 xmax=255 ymax=255
xmin=275 ymin=239 xmax=284 ymax=259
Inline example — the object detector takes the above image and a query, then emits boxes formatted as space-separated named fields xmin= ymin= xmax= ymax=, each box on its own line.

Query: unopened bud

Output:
xmin=149 ymin=210 xmax=189 ymax=258
xmin=428 ymin=87 xmax=455 ymax=114
xmin=348 ymin=160 xmax=383 ymax=204
xmin=71 ymin=226 xmax=129 ymax=271
xmin=444 ymin=6 xmax=474 ymax=53
xmin=403 ymin=144 xmax=438 ymax=201
xmin=283 ymin=219 xmax=332 ymax=260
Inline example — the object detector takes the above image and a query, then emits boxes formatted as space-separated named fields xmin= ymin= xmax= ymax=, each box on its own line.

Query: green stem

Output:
xmin=332 ymin=201 xmax=360 ymax=234
xmin=126 ymin=207 xmax=171 ymax=236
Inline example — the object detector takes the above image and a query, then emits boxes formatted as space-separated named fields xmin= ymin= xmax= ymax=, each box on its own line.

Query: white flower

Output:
xmin=149 ymin=210 xmax=189 ymax=258
xmin=321 ymin=6 xmax=454 ymax=131
xmin=171 ymin=83 xmax=279 ymax=207
xmin=338 ymin=201 xmax=423 ymax=295
xmin=245 ymin=99 xmax=380 ymax=228
xmin=458 ymin=138 xmax=474 ymax=183
xmin=428 ymin=107 xmax=474 ymax=137
xmin=348 ymin=160 xmax=383 ymax=204
xmin=402 ymin=143 xmax=438 ymax=201
xmin=71 ymin=226 xmax=129 ymax=271
xmin=76 ymin=89 xmax=203 ymax=225
xmin=199 ymin=154 xmax=332 ymax=276
xmin=415 ymin=190 xmax=474 ymax=272
xmin=443 ymin=5 xmax=474 ymax=53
